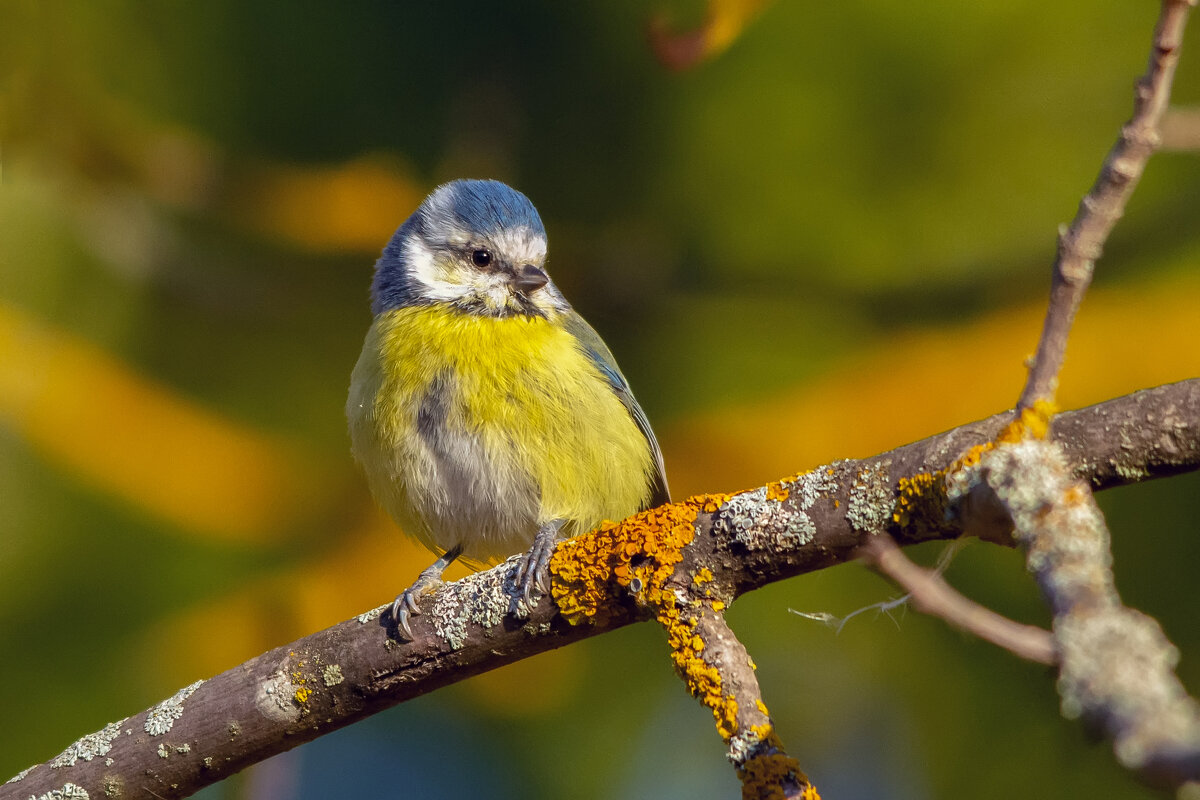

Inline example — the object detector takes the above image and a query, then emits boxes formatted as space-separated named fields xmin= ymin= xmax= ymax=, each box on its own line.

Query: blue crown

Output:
xmin=423 ymin=179 xmax=545 ymax=240
xmin=371 ymin=180 xmax=546 ymax=313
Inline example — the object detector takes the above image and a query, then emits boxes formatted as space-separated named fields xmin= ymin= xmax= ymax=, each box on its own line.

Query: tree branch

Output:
xmin=7 ymin=379 xmax=1199 ymax=800
xmin=1018 ymin=0 xmax=1194 ymax=410
xmin=980 ymin=3 xmax=1200 ymax=788
xmin=687 ymin=608 xmax=816 ymax=799
xmin=857 ymin=536 xmax=1057 ymax=666
xmin=949 ymin=435 xmax=1200 ymax=788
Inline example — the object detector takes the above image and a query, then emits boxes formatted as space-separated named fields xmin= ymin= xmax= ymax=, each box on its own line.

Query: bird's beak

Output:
xmin=512 ymin=264 xmax=549 ymax=294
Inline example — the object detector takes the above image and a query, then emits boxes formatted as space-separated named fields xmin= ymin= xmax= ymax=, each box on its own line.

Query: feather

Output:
xmin=561 ymin=309 xmax=671 ymax=509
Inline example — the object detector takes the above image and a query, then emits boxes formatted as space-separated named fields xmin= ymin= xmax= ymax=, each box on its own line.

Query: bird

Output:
xmin=347 ymin=179 xmax=670 ymax=639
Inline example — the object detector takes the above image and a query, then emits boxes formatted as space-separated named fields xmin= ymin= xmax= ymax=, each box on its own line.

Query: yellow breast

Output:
xmin=349 ymin=304 xmax=654 ymax=561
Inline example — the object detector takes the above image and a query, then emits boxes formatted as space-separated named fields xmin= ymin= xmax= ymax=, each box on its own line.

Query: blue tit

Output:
xmin=347 ymin=179 xmax=670 ymax=639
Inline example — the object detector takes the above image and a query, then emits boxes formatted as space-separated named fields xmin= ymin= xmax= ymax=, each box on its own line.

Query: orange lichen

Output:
xmin=765 ymin=475 xmax=798 ymax=502
xmin=290 ymin=665 xmax=312 ymax=708
xmin=998 ymin=399 xmax=1057 ymax=443
xmin=550 ymin=496 xmax=746 ymax=741
xmin=549 ymin=496 xmax=819 ymax=798
xmin=692 ymin=566 xmax=718 ymax=602
xmin=661 ymin=596 xmax=739 ymax=741
xmin=1063 ymin=483 xmax=1089 ymax=505
xmin=951 ymin=442 xmax=991 ymax=473
xmin=737 ymin=728 xmax=818 ymax=800
xmin=893 ymin=440 xmax=990 ymax=533
xmin=697 ymin=492 xmax=734 ymax=514
xmin=892 ymin=401 xmax=1059 ymax=540
xmin=549 ymin=499 xmax=699 ymax=626
xmin=892 ymin=471 xmax=942 ymax=529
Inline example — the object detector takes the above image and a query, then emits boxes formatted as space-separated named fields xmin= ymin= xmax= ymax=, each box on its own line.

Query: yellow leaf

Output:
xmin=0 ymin=302 xmax=334 ymax=542
xmin=231 ymin=155 xmax=425 ymax=253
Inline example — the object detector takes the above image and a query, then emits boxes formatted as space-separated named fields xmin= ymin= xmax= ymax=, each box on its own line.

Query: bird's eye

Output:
xmin=471 ymin=249 xmax=492 ymax=268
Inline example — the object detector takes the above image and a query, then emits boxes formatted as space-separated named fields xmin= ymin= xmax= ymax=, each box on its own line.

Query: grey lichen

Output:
xmin=793 ymin=464 xmax=838 ymax=513
xmin=431 ymin=559 xmax=526 ymax=650
xmin=5 ymin=764 xmax=34 ymax=784
xmin=522 ymin=621 xmax=552 ymax=636
xmin=726 ymin=728 xmax=764 ymax=767
xmin=51 ymin=719 xmax=126 ymax=768
xmin=1113 ymin=461 xmax=1150 ymax=481
xmin=1057 ymin=606 xmax=1200 ymax=770
xmin=101 ymin=774 xmax=122 ymax=798
xmin=356 ymin=604 xmax=387 ymax=624
xmin=846 ymin=459 xmax=893 ymax=535
xmin=156 ymin=744 xmax=169 ymax=759
xmin=255 ymin=671 xmax=302 ymax=724
xmin=144 ymin=680 xmax=203 ymax=736
xmin=431 ymin=583 xmax=470 ymax=649
xmin=713 ymin=466 xmax=837 ymax=551
xmin=944 ymin=453 xmax=983 ymax=509
xmin=714 ymin=487 xmax=769 ymax=550
xmin=31 ymin=783 xmax=89 ymax=800
xmin=964 ymin=437 xmax=1200 ymax=773
xmin=321 ymin=664 xmax=345 ymax=687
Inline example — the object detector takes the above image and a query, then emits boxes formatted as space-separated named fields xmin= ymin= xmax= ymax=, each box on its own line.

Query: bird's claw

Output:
xmin=391 ymin=544 xmax=463 ymax=641
xmin=517 ymin=522 xmax=562 ymax=606
xmin=391 ymin=576 xmax=440 ymax=641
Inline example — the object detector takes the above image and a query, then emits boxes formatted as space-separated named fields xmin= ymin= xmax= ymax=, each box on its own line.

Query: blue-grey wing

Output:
xmin=563 ymin=310 xmax=671 ymax=509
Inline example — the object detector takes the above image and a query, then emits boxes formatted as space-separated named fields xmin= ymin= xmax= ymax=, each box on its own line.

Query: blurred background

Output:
xmin=2 ymin=1 xmax=1199 ymax=798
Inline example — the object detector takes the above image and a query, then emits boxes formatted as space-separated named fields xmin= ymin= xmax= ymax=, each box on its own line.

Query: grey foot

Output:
xmin=515 ymin=520 xmax=565 ymax=606
xmin=393 ymin=544 xmax=462 ymax=640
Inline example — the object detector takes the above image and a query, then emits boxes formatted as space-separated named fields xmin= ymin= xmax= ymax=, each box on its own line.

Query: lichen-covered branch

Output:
xmin=6 ymin=380 xmax=1200 ymax=800
xmin=974 ymin=3 xmax=1200 ymax=788
xmin=547 ymin=500 xmax=819 ymax=797
xmin=1018 ymin=0 xmax=1195 ymax=409
xmin=948 ymin=432 xmax=1200 ymax=788
xmin=695 ymin=610 xmax=817 ymax=800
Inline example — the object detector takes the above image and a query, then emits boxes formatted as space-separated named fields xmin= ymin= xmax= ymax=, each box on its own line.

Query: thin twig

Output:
xmin=1018 ymin=0 xmax=1195 ymax=409
xmin=858 ymin=536 xmax=1057 ymax=666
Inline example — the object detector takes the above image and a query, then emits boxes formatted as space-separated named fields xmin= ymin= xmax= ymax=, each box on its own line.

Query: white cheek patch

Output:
xmin=404 ymin=236 xmax=521 ymax=311
xmin=403 ymin=225 xmax=557 ymax=313
xmin=404 ymin=236 xmax=470 ymax=303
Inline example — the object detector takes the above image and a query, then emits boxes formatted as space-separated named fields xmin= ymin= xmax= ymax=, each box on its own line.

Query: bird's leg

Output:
xmin=516 ymin=519 xmax=565 ymax=605
xmin=392 ymin=543 xmax=463 ymax=640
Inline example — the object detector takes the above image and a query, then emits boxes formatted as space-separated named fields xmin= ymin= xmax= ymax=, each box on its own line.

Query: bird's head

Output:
xmin=371 ymin=179 xmax=566 ymax=318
